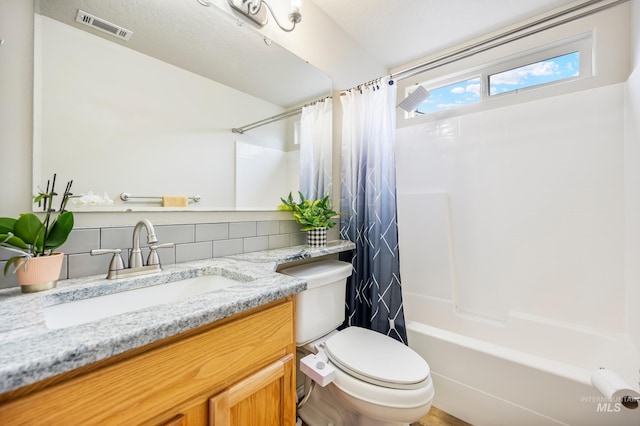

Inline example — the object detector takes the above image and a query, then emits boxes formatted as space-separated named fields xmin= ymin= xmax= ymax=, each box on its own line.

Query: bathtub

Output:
xmin=404 ymin=294 xmax=640 ymax=426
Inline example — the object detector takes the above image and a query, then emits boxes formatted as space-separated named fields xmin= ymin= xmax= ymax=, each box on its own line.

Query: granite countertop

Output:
xmin=0 ymin=240 xmax=355 ymax=395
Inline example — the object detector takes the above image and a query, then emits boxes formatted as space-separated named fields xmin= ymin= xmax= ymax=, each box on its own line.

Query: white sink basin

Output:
xmin=44 ymin=274 xmax=242 ymax=329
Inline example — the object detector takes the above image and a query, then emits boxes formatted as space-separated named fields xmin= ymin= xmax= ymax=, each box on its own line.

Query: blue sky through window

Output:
xmin=415 ymin=77 xmax=481 ymax=115
xmin=413 ymin=51 xmax=580 ymax=115
xmin=489 ymin=51 xmax=580 ymax=96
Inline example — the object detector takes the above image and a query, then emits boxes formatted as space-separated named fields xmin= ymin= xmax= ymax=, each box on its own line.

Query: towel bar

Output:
xmin=120 ymin=193 xmax=201 ymax=203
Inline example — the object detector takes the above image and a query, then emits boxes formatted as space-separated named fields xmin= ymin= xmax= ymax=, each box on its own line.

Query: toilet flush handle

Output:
xmin=314 ymin=342 xmax=329 ymax=363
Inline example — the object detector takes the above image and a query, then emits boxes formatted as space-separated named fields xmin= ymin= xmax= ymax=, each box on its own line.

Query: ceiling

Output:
xmin=34 ymin=0 xmax=332 ymax=108
xmin=311 ymin=0 xmax=580 ymax=71
xmin=35 ymin=0 xmax=587 ymax=106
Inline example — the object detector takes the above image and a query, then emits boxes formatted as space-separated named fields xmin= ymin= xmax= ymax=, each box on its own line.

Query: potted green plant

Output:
xmin=278 ymin=192 xmax=338 ymax=246
xmin=0 ymin=174 xmax=74 ymax=293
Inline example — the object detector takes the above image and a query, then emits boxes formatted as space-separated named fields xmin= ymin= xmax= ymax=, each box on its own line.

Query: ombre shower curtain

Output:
xmin=300 ymin=99 xmax=332 ymax=200
xmin=339 ymin=78 xmax=407 ymax=344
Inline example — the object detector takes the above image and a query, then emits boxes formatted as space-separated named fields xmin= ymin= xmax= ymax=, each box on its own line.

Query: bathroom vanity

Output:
xmin=0 ymin=298 xmax=295 ymax=425
xmin=0 ymin=241 xmax=355 ymax=425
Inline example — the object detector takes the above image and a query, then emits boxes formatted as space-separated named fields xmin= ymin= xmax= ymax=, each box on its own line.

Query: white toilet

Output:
xmin=281 ymin=260 xmax=434 ymax=426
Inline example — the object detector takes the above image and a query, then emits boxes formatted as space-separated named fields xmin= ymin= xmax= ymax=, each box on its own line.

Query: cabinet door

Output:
xmin=210 ymin=354 xmax=295 ymax=426
xmin=160 ymin=414 xmax=186 ymax=426
xmin=155 ymin=399 xmax=208 ymax=426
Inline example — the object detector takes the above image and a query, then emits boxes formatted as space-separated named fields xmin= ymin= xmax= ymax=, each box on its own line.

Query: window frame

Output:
xmin=484 ymin=34 xmax=592 ymax=98
xmin=402 ymin=32 xmax=593 ymax=120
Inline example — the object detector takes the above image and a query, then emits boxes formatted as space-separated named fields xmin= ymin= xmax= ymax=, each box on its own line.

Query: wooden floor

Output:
xmin=411 ymin=406 xmax=472 ymax=426
xmin=300 ymin=405 xmax=471 ymax=426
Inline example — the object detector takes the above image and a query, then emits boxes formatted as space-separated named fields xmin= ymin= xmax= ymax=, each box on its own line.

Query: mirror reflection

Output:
xmin=33 ymin=0 xmax=332 ymax=211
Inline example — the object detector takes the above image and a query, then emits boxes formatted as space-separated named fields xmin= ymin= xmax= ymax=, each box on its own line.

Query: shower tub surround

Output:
xmin=395 ymin=81 xmax=640 ymax=425
xmin=0 ymin=240 xmax=354 ymax=395
xmin=404 ymin=299 xmax=640 ymax=426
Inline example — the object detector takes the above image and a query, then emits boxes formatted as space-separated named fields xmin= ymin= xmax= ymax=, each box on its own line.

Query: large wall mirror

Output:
xmin=33 ymin=0 xmax=332 ymax=212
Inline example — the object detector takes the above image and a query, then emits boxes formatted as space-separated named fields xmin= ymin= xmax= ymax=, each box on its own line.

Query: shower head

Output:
xmin=398 ymin=86 xmax=430 ymax=112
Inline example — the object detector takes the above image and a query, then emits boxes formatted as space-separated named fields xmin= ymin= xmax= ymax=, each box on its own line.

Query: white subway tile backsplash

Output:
xmin=0 ymin=218 xmax=342 ymax=288
xmin=0 ymin=262 xmax=18 ymax=288
xmin=58 ymin=228 xmax=100 ymax=254
xmin=176 ymin=242 xmax=212 ymax=263
xmin=213 ymin=239 xmax=243 ymax=257
xmin=149 ymin=246 xmax=176 ymax=266
xmin=101 ymin=227 xmax=135 ymax=250
xmin=196 ymin=223 xmax=228 ymax=241
xmin=243 ymin=236 xmax=269 ymax=253
xmin=0 ymin=248 xmax=14 ymax=262
xmin=229 ymin=222 xmax=257 ymax=238
xmin=257 ymin=221 xmax=280 ymax=236
xmin=268 ymin=234 xmax=290 ymax=249
xmin=327 ymin=227 xmax=340 ymax=242
xmin=279 ymin=220 xmax=301 ymax=234
xmin=156 ymin=224 xmax=195 ymax=245
xmin=290 ymin=232 xmax=307 ymax=246
xmin=68 ymin=253 xmax=105 ymax=279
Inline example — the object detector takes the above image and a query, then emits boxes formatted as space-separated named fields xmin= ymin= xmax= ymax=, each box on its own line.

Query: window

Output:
xmin=488 ymin=51 xmax=580 ymax=96
xmin=402 ymin=34 xmax=591 ymax=119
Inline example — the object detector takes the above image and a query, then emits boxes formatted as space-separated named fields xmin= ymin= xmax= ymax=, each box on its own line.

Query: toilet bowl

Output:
xmin=281 ymin=260 xmax=434 ymax=426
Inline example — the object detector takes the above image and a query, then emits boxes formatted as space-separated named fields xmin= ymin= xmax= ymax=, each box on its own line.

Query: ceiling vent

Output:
xmin=75 ymin=10 xmax=133 ymax=41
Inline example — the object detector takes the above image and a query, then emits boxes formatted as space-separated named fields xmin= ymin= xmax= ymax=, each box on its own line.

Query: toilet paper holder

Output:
xmin=591 ymin=367 xmax=640 ymax=409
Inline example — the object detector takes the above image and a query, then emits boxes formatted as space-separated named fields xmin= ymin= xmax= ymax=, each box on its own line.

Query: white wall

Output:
xmin=625 ymin=0 xmax=640 ymax=350
xmin=0 ymin=0 xmax=34 ymax=217
xmin=235 ymin=141 xmax=298 ymax=209
xmin=396 ymin=4 xmax=633 ymax=337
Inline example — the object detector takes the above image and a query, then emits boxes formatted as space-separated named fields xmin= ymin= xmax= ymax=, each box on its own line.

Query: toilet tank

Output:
xmin=280 ymin=260 xmax=353 ymax=346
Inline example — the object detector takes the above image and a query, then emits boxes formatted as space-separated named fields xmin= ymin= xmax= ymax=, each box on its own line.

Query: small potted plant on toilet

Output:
xmin=278 ymin=191 xmax=338 ymax=247
xmin=0 ymin=174 xmax=74 ymax=293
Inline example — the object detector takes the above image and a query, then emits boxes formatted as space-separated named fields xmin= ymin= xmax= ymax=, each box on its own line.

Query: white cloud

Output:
xmin=450 ymin=83 xmax=480 ymax=97
xmin=566 ymin=62 xmax=579 ymax=77
xmin=529 ymin=61 xmax=557 ymax=76
xmin=466 ymin=83 xmax=480 ymax=97
xmin=491 ymin=60 xmax=559 ymax=86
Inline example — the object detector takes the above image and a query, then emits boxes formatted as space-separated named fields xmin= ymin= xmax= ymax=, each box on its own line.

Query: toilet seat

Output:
xmin=330 ymin=364 xmax=434 ymax=412
xmin=324 ymin=327 xmax=430 ymax=390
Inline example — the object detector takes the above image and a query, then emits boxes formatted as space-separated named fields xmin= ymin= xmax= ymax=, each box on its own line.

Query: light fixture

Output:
xmin=228 ymin=0 xmax=301 ymax=32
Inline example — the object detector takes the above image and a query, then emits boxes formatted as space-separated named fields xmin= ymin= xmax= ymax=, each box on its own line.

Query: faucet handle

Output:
xmin=147 ymin=242 xmax=174 ymax=266
xmin=90 ymin=249 xmax=125 ymax=279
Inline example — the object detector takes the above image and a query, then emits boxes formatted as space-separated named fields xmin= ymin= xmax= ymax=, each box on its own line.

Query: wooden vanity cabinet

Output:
xmin=209 ymin=354 xmax=295 ymax=425
xmin=0 ymin=297 xmax=296 ymax=425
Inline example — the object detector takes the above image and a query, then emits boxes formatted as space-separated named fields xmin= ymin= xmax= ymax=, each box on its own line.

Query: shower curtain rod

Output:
xmin=231 ymin=96 xmax=331 ymax=134
xmin=377 ymin=0 xmax=628 ymax=85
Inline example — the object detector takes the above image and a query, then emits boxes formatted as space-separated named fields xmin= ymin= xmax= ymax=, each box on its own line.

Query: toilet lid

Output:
xmin=324 ymin=327 xmax=430 ymax=390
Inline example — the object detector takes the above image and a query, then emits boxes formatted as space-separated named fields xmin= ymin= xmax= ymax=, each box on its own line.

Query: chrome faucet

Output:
xmin=129 ymin=219 xmax=158 ymax=268
xmin=91 ymin=219 xmax=173 ymax=279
